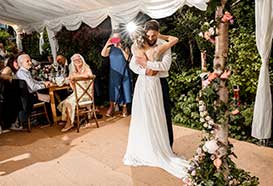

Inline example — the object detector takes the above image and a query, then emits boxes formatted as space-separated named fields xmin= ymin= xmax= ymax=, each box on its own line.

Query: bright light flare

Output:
xmin=126 ymin=22 xmax=137 ymax=33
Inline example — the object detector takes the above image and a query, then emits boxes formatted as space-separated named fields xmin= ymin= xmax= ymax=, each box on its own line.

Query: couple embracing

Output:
xmin=123 ymin=20 xmax=189 ymax=179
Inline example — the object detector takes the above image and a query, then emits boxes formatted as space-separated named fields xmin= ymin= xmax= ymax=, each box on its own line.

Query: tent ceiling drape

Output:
xmin=0 ymin=0 xmax=208 ymax=61
xmin=252 ymin=0 xmax=273 ymax=140
xmin=0 ymin=0 xmax=208 ymax=33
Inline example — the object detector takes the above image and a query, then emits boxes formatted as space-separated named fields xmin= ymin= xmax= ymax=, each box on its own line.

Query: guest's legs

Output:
xmin=61 ymin=102 xmax=73 ymax=132
xmin=106 ymin=101 xmax=114 ymax=116
xmin=122 ymin=104 xmax=128 ymax=117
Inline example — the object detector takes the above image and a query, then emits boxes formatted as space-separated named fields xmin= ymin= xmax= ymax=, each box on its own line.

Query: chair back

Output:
xmin=17 ymin=79 xmax=34 ymax=123
xmin=72 ymin=75 xmax=96 ymax=107
xmin=71 ymin=75 xmax=98 ymax=132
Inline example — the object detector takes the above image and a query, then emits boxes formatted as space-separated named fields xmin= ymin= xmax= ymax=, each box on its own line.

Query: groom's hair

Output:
xmin=144 ymin=20 xmax=160 ymax=32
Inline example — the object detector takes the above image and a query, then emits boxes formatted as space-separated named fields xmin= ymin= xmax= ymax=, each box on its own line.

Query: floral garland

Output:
xmin=197 ymin=11 xmax=234 ymax=48
xmin=182 ymin=72 xmax=259 ymax=185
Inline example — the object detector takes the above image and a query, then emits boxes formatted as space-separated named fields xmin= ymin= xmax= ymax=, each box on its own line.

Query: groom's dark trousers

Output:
xmin=160 ymin=78 xmax=174 ymax=147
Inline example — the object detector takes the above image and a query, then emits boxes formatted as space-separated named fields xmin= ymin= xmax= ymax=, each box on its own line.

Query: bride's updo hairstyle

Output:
xmin=130 ymin=27 xmax=147 ymax=49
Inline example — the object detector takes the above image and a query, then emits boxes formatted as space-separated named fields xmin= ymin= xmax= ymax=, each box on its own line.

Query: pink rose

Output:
xmin=231 ymin=109 xmax=240 ymax=115
xmin=208 ymin=72 xmax=218 ymax=81
xmin=220 ymin=70 xmax=231 ymax=79
xmin=221 ymin=11 xmax=233 ymax=23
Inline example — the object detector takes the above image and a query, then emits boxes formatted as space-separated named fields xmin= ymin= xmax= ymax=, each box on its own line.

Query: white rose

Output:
xmin=203 ymin=123 xmax=208 ymax=128
xmin=196 ymin=147 xmax=202 ymax=154
xmin=200 ymin=118 xmax=205 ymax=123
xmin=200 ymin=112 xmax=205 ymax=118
xmin=205 ymin=116 xmax=211 ymax=121
xmin=194 ymin=155 xmax=199 ymax=161
xmin=208 ymin=119 xmax=214 ymax=125
xmin=198 ymin=32 xmax=203 ymax=37
xmin=199 ymin=105 xmax=206 ymax=112
xmin=209 ymin=27 xmax=215 ymax=35
xmin=204 ymin=22 xmax=209 ymax=26
xmin=202 ymin=145 xmax=208 ymax=152
xmin=204 ymin=139 xmax=219 ymax=154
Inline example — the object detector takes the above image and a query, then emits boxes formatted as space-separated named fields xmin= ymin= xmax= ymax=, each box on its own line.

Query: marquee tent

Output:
xmin=0 ymin=0 xmax=208 ymax=61
xmin=1 ymin=0 xmax=272 ymax=141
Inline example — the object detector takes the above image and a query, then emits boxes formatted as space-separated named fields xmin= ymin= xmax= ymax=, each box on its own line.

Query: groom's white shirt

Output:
xmin=129 ymin=38 xmax=172 ymax=78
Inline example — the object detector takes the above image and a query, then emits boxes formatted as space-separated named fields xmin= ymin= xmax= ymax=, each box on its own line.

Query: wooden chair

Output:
xmin=17 ymin=79 xmax=50 ymax=132
xmin=72 ymin=75 xmax=99 ymax=132
xmin=27 ymin=101 xmax=51 ymax=132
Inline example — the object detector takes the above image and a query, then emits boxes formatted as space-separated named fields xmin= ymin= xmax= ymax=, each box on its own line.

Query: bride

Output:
xmin=123 ymin=28 xmax=189 ymax=179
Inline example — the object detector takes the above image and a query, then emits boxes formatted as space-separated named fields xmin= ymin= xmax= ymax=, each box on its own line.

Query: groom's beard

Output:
xmin=147 ymin=39 xmax=157 ymax=47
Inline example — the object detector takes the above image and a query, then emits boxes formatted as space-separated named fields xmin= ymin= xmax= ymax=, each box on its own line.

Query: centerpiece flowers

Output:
xmin=32 ymin=63 xmax=58 ymax=81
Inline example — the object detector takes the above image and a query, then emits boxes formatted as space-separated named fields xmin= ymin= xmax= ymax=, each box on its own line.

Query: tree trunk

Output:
xmin=214 ymin=0 xmax=229 ymax=179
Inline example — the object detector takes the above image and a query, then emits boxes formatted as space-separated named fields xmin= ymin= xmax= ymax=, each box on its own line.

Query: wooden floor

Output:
xmin=0 ymin=115 xmax=273 ymax=186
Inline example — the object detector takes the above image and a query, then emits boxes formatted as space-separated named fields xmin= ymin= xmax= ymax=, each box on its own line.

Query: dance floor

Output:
xmin=0 ymin=115 xmax=272 ymax=186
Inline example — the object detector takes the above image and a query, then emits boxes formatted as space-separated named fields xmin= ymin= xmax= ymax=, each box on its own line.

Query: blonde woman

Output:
xmin=58 ymin=54 xmax=93 ymax=132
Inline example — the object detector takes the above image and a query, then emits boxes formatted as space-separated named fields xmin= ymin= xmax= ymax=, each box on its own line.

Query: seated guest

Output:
xmin=16 ymin=54 xmax=52 ymax=126
xmin=56 ymin=54 xmax=69 ymax=77
xmin=55 ymin=55 xmax=70 ymax=107
xmin=57 ymin=54 xmax=93 ymax=132
xmin=1 ymin=55 xmax=21 ymax=130
xmin=1 ymin=55 xmax=19 ymax=79
xmin=16 ymin=54 xmax=51 ymax=93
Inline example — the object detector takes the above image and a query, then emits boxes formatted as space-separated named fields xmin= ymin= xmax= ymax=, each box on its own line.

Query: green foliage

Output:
xmin=21 ymin=32 xmax=45 ymax=60
xmin=228 ymin=28 xmax=261 ymax=102
xmin=56 ymin=23 xmax=110 ymax=71
xmin=227 ymin=3 xmax=271 ymax=142
xmin=169 ymin=68 xmax=201 ymax=129
xmin=229 ymin=102 xmax=258 ymax=142
xmin=166 ymin=0 xmax=265 ymax=143
xmin=41 ymin=29 xmax=51 ymax=57
xmin=0 ymin=30 xmax=10 ymax=43
xmin=230 ymin=0 xmax=255 ymax=31
xmin=159 ymin=7 xmax=214 ymax=69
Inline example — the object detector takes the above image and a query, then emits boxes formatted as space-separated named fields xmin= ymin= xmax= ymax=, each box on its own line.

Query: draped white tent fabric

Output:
xmin=252 ymin=0 xmax=273 ymax=140
xmin=0 ymin=0 xmax=208 ymax=61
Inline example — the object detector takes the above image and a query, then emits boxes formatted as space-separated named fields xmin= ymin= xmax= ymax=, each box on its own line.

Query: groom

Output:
xmin=129 ymin=20 xmax=174 ymax=148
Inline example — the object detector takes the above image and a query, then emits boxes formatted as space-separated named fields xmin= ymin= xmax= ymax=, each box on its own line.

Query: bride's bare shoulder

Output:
xmin=131 ymin=43 xmax=145 ymax=56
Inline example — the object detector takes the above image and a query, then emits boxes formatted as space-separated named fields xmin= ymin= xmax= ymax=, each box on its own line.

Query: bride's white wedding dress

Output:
xmin=123 ymin=71 xmax=189 ymax=178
